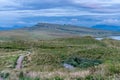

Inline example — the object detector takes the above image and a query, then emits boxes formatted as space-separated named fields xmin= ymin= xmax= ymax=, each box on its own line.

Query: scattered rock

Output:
xmin=63 ymin=63 xmax=74 ymax=70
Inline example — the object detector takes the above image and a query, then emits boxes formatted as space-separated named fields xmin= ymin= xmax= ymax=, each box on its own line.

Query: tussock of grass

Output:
xmin=0 ymin=36 xmax=120 ymax=79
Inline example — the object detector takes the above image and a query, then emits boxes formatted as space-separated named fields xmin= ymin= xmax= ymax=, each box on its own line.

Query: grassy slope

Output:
xmin=0 ymin=36 xmax=120 ymax=79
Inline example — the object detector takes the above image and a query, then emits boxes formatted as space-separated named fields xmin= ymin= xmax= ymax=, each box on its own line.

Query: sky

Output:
xmin=0 ymin=0 xmax=120 ymax=27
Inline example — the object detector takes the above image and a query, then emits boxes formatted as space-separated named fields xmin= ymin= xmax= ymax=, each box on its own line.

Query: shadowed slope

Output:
xmin=0 ymin=23 xmax=120 ymax=40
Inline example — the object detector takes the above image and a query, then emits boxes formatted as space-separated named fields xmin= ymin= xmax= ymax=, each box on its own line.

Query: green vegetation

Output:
xmin=19 ymin=71 xmax=40 ymax=80
xmin=64 ymin=57 xmax=102 ymax=68
xmin=0 ymin=71 xmax=10 ymax=79
xmin=0 ymin=36 xmax=120 ymax=79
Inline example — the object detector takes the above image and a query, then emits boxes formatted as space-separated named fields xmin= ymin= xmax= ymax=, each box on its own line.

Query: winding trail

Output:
xmin=15 ymin=51 xmax=31 ymax=69
xmin=15 ymin=55 xmax=25 ymax=69
xmin=0 ymin=77 xmax=3 ymax=80
xmin=0 ymin=51 xmax=31 ymax=80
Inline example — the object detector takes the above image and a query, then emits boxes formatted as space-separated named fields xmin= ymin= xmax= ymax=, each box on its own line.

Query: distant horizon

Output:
xmin=0 ymin=22 xmax=120 ymax=28
xmin=0 ymin=22 xmax=120 ymax=32
xmin=0 ymin=21 xmax=120 ymax=28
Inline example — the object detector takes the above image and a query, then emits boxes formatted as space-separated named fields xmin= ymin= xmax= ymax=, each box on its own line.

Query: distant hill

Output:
xmin=0 ymin=23 xmax=120 ymax=40
xmin=0 ymin=26 xmax=24 ymax=31
xmin=92 ymin=24 xmax=120 ymax=32
xmin=0 ymin=27 xmax=13 ymax=31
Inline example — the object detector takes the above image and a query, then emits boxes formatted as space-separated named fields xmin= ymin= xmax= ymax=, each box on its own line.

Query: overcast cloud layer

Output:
xmin=0 ymin=0 xmax=120 ymax=27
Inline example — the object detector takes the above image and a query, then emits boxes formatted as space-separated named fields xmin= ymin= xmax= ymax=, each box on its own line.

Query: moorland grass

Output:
xmin=0 ymin=36 xmax=120 ymax=79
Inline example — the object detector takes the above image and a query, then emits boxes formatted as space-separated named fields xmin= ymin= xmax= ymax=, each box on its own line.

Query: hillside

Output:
xmin=0 ymin=23 xmax=120 ymax=40
xmin=0 ymin=23 xmax=120 ymax=79
xmin=0 ymin=37 xmax=120 ymax=80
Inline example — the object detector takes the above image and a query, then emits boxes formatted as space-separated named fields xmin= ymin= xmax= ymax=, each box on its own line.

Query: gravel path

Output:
xmin=15 ymin=51 xmax=31 ymax=69
xmin=15 ymin=55 xmax=25 ymax=69
xmin=0 ymin=77 xmax=3 ymax=80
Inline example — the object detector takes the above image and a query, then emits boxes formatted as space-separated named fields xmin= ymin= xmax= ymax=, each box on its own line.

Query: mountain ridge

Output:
xmin=0 ymin=23 xmax=120 ymax=40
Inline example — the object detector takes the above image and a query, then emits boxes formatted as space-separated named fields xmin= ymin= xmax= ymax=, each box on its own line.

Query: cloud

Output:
xmin=0 ymin=0 xmax=120 ymax=27
xmin=70 ymin=0 xmax=120 ymax=13
xmin=1 ymin=0 xmax=120 ymax=14
xmin=71 ymin=18 xmax=78 ymax=22
xmin=100 ymin=19 xmax=120 ymax=25
xmin=71 ymin=0 xmax=120 ymax=4
xmin=0 ymin=0 xmax=22 ymax=10
xmin=0 ymin=7 xmax=118 ymax=19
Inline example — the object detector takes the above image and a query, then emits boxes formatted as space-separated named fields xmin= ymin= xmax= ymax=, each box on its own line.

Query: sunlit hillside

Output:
xmin=0 ymin=36 xmax=119 ymax=80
